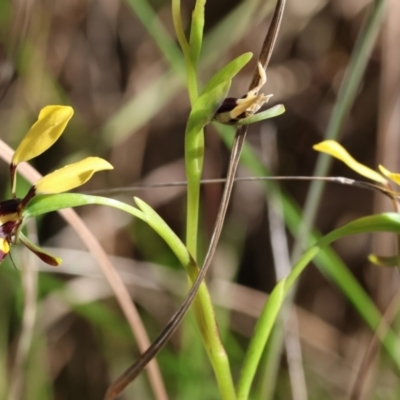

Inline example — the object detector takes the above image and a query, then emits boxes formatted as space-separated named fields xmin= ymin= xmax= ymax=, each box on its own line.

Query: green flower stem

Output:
xmin=178 ymin=47 xmax=277 ymax=397
xmin=172 ymin=1 xmax=238 ymax=397
xmin=183 ymin=75 xmax=236 ymax=400
xmin=172 ymin=4 xmax=267 ymax=396
xmin=185 ymin=133 xmax=237 ymax=400
xmin=183 ymin=52 xmax=252 ymax=257
xmin=185 ymin=126 xmax=204 ymax=258
xmin=177 ymin=50 xmax=255 ymax=400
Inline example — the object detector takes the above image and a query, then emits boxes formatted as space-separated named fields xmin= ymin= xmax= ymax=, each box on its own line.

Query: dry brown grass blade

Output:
xmin=104 ymin=1 xmax=286 ymax=398
xmin=0 ymin=140 xmax=168 ymax=400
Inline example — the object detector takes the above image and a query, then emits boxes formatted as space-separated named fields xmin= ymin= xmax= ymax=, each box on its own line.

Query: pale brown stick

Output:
xmin=0 ymin=140 xmax=168 ymax=400
xmin=8 ymin=222 xmax=39 ymax=400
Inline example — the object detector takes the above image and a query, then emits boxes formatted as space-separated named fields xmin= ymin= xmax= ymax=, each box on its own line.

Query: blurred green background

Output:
xmin=0 ymin=0 xmax=399 ymax=399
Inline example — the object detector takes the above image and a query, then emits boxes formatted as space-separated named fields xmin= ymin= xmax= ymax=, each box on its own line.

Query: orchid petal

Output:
xmin=12 ymin=106 xmax=74 ymax=165
xmin=368 ymin=253 xmax=398 ymax=267
xmin=0 ymin=238 xmax=9 ymax=261
xmin=378 ymin=165 xmax=400 ymax=186
xmin=34 ymin=157 xmax=113 ymax=194
xmin=313 ymin=140 xmax=387 ymax=184
xmin=19 ymin=233 xmax=61 ymax=266
xmin=0 ymin=212 xmax=19 ymax=225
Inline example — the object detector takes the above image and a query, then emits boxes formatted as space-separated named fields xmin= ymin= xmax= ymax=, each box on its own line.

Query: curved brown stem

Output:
xmin=104 ymin=1 xmax=286 ymax=398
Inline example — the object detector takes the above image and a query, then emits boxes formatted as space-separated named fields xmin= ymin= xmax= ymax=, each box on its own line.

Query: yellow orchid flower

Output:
xmin=313 ymin=140 xmax=400 ymax=268
xmin=0 ymin=105 xmax=113 ymax=265
xmin=313 ymin=140 xmax=399 ymax=186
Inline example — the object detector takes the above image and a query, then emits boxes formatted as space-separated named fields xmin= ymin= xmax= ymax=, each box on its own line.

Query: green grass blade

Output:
xmin=189 ymin=0 xmax=206 ymax=66
xmin=237 ymin=213 xmax=400 ymax=399
xmin=124 ymin=0 xmax=185 ymax=77
xmin=171 ymin=0 xmax=198 ymax=103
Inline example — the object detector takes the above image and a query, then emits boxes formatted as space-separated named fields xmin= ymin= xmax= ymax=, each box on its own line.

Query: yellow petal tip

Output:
xmin=378 ymin=164 xmax=400 ymax=186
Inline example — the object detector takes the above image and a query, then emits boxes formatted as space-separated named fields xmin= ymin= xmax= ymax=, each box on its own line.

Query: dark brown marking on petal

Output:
xmin=20 ymin=186 xmax=37 ymax=209
xmin=214 ymin=97 xmax=238 ymax=115
xmin=0 ymin=220 xmax=21 ymax=237
xmin=0 ymin=198 xmax=21 ymax=216
xmin=23 ymin=244 xmax=60 ymax=266
xmin=34 ymin=251 xmax=60 ymax=266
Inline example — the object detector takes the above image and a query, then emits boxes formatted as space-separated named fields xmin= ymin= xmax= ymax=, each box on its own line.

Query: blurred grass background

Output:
xmin=0 ymin=0 xmax=399 ymax=399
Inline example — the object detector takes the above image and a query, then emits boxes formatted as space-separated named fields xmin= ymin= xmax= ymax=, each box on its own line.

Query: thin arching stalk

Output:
xmin=104 ymin=1 xmax=286 ymax=398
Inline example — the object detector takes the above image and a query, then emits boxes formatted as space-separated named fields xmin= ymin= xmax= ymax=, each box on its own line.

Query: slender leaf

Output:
xmin=237 ymin=213 xmax=400 ymax=399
